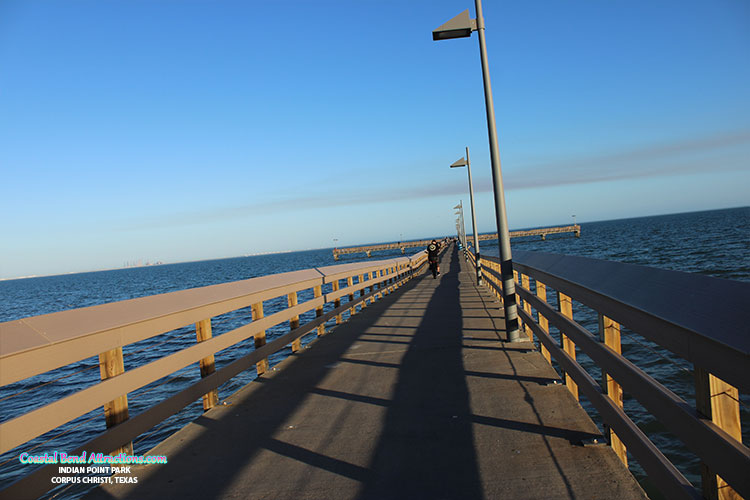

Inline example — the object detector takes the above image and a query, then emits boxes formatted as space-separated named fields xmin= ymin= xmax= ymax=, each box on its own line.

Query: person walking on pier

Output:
xmin=427 ymin=239 xmax=441 ymax=278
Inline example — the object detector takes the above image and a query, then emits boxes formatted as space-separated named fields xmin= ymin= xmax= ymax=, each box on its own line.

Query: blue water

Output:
xmin=0 ymin=206 xmax=747 ymax=498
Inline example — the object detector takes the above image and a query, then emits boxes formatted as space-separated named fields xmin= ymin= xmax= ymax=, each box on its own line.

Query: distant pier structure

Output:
xmin=479 ymin=223 xmax=581 ymax=242
xmin=333 ymin=239 xmax=435 ymax=260
xmin=333 ymin=224 xmax=580 ymax=260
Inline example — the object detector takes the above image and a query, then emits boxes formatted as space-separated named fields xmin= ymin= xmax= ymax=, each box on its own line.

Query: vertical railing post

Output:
xmin=521 ymin=274 xmax=533 ymax=342
xmin=98 ymin=347 xmax=133 ymax=455
xmin=695 ymin=368 xmax=742 ymax=500
xmin=494 ymin=261 xmax=502 ymax=301
xmin=195 ymin=319 xmax=219 ymax=411
xmin=347 ymin=276 xmax=355 ymax=316
xmin=314 ymin=284 xmax=325 ymax=336
xmin=536 ymin=281 xmax=552 ymax=365
xmin=252 ymin=302 xmax=268 ymax=375
xmin=599 ymin=314 xmax=627 ymax=466
xmin=487 ymin=261 xmax=495 ymax=296
xmin=513 ymin=270 xmax=528 ymax=340
xmin=332 ymin=280 xmax=342 ymax=324
xmin=557 ymin=292 xmax=578 ymax=400
xmin=514 ymin=270 xmax=524 ymax=336
xmin=359 ymin=274 xmax=366 ymax=309
xmin=288 ymin=291 xmax=301 ymax=352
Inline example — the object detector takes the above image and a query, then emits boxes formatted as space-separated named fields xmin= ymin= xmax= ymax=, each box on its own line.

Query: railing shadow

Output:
xmin=86 ymin=268 xmax=432 ymax=500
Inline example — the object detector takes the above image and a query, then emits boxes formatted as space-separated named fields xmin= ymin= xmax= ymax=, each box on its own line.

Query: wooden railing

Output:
xmin=466 ymin=249 xmax=749 ymax=500
xmin=0 ymin=249 xmax=437 ymax=499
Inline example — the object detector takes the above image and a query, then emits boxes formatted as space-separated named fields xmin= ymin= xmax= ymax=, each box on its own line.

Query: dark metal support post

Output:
xmin=473 ymin=0 xmax=520 ymax=341
xmin=465 ymin=147 xmax=482 ymax=284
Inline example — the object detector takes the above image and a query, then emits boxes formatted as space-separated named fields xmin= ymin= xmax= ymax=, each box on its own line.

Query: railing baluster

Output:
xmin=599 ymin=314 xmax=627 ymax=465
xmin=252 ymin=302 xmax=268 ymax=375
xmin=314 ymin=285 xmax=324 ymax=336
xmin=359 ymin=274 xmax=366 ymax=309
xmin=332 ymin=280 xmax=342 ymax=324
xmin=695 ymin=368 xmax=742 ymax=500
xmin=557 ymin=292 xmax=579 ymax=400
xmin=288 ymin=291 xmax=301 ymax=352
xmin=521 ymin=273 xmax=533 ymax=342
xmin=514 ymin=271 xmax=524 ymax=336
xmin=375 ymin=271 xmax=380 ymax=297
xmin=495 ymin=262 xmax=503 ymax=301
xmin=98 ymin=347 xmax=133 ymax=455
xmin=536 ymin=281 xmax=552 ymax=364
xmin=195 ymin=319 xmax=219 ymax=411
xmin=347 ymin=276 xmax=355 ymax=315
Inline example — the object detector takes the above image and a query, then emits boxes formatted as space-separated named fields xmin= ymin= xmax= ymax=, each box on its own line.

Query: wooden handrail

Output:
xmin=471 ymin=252 xmax=749 ymax=500
xmin=0 ymin=248 xmax=440 ymax=499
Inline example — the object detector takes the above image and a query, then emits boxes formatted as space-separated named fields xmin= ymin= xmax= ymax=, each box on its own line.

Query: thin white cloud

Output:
xmin=122 ymin=129 xmax=750 ymax=229
xmin=503 ymin=129 xmax=750 ymax=190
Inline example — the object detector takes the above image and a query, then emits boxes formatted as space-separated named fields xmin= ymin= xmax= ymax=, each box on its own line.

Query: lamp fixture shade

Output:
xmin=450 ymin=157 xmax=468 ymax=168
xmin=432 ymin=10 xmax=476 ymax=41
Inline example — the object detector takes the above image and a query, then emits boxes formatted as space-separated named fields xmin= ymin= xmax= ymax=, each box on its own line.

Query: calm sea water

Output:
xmin=1 ymin=206 xmax=747 ymax=498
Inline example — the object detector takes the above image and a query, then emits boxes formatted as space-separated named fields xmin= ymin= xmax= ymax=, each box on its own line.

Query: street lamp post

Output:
xmin=451 ymin=146 xmax=482 ymax=284
xmin=453 ymin=202 xmax=466 ymax=251
xmin=434 ymin=0 xmax=521 ymax=342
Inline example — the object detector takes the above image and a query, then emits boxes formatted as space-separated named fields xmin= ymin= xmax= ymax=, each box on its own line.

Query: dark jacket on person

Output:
xmin=427 ymin=242 xmax=440 ymax=262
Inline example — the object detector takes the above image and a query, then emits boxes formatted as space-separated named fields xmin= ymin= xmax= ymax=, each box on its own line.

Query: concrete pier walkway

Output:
xmin=91 ymin=245 xmax=646 ymax=500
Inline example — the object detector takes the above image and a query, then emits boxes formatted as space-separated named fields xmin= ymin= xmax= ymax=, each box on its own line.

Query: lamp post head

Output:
xmin=432 ymin=10 xmax=477 ymax=41
xmin=450 ymin=157 xmax=467 ymax=168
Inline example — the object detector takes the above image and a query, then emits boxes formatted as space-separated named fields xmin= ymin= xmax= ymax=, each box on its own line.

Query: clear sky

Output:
xmin=2 ymin=0 xmax=748 ymax=279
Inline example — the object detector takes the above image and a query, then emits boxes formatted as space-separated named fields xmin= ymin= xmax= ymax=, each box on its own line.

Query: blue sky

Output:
xmin=1 ymin=0 xmax=748 ymax=279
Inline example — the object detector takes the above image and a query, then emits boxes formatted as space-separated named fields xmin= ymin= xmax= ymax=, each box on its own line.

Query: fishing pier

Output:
xmin=0 ymin=242 xmax=748 ymax=500
xmin=332 ymin=224 xmax=581 ymax=260
xmin=478 ymin=223 xmax=581 ymax=242
xmin=332 ymin=238 xmax=436 ymax=260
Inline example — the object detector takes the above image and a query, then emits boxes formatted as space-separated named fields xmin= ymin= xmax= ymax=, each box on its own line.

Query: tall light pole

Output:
xmin=451 ymin=146 xmax=482 ymax=284
xmin=434 ymin=1 xmax=521 ymax=342
xmin=453 ymin=202 xmax=466 ymax=250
